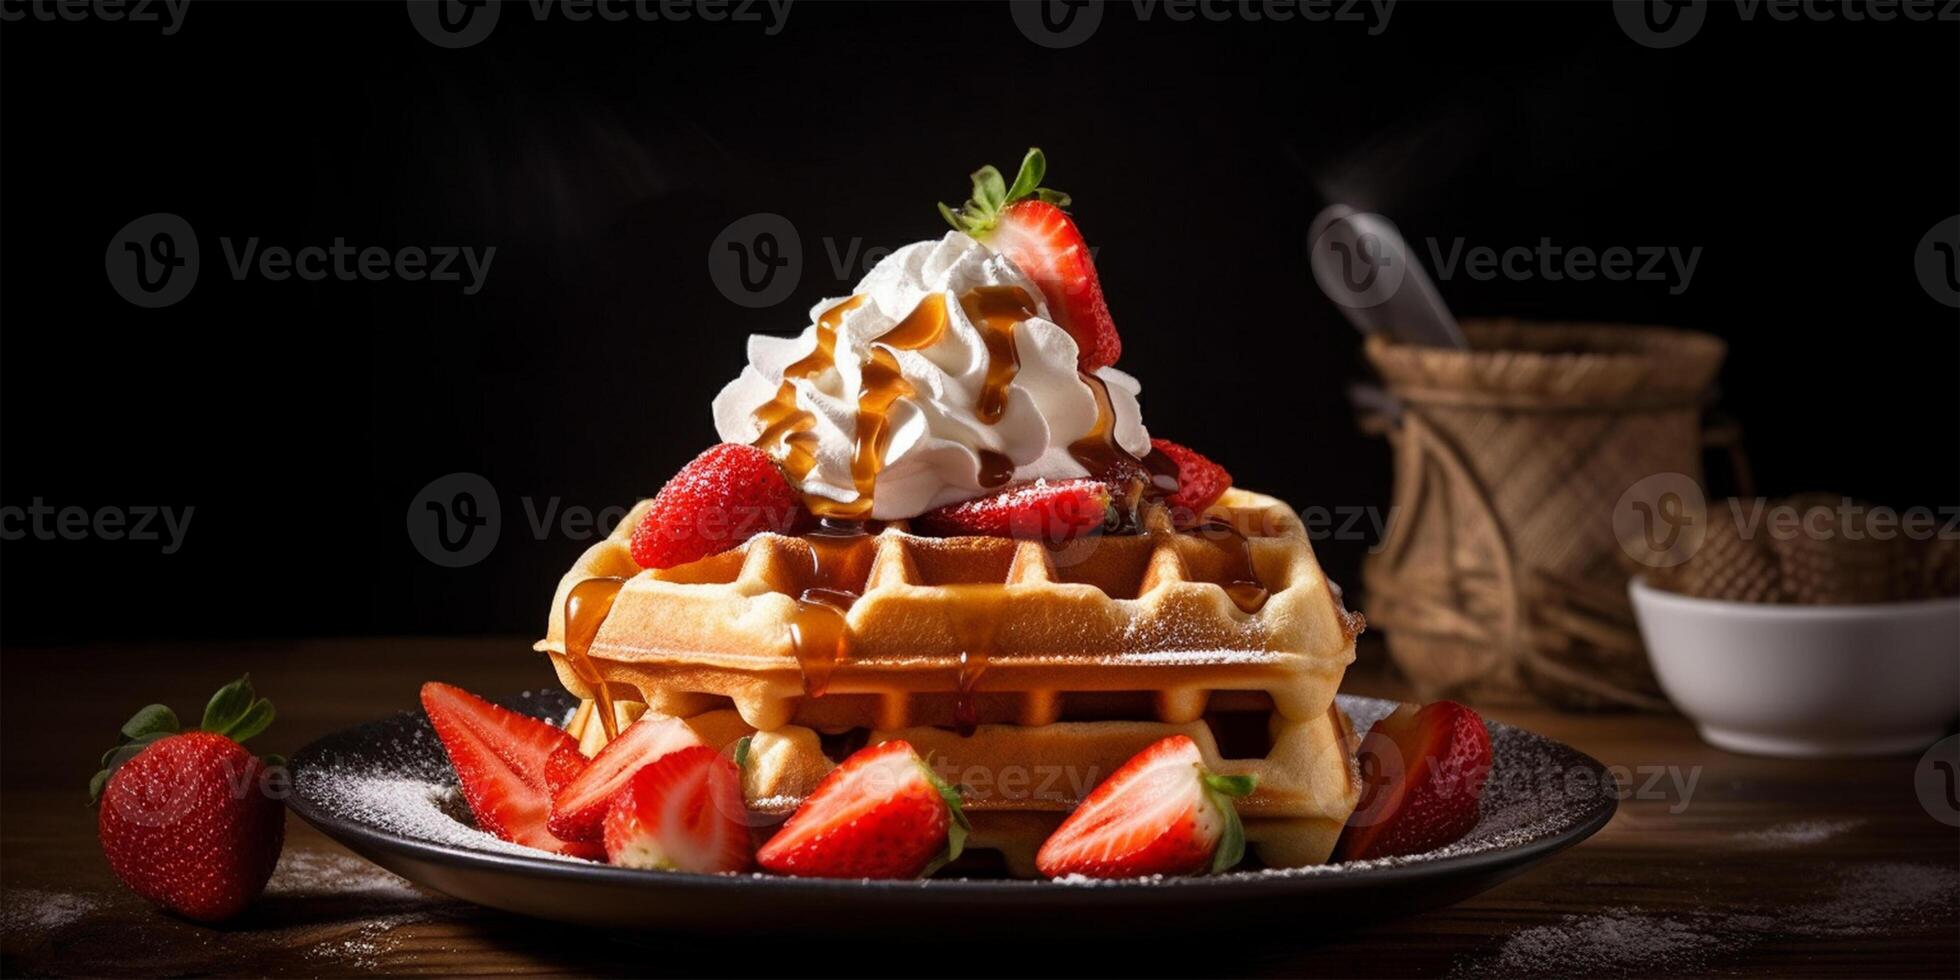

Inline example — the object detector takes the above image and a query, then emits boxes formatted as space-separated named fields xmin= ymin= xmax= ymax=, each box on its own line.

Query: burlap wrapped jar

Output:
xmin=1361 ymin=320 xmax=1726 ymax=710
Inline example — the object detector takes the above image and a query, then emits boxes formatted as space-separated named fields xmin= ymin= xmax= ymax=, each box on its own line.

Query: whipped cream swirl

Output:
xmin=712 ymin=231 xmax=1150 ymax=520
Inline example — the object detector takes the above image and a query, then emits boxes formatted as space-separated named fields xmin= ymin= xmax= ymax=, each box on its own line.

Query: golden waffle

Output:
xmin=563 ymin=697 xmax=1360 ymax=872
xmin=537 ymin=488 xmax=1363 ymax=732
xmin=538 ymin=487 xmax=1364 ymax=869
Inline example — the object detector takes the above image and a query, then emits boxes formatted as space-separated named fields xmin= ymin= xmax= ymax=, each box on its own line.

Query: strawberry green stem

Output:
xmin=938 ymin=148 xmax=1072 ymax=236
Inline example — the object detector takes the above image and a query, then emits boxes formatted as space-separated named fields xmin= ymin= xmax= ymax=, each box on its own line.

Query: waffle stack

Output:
xmin=536 ymin=488 xmax=1365 ymax=875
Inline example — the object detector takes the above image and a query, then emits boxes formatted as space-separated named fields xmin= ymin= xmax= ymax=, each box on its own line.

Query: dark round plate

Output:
xmin=288 ymin=691 xmax=1616 ymax=934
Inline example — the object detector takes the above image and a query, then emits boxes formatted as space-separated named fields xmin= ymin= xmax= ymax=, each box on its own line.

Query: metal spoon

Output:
xmin=1308 ymin=204 xmax=1467 ymax=349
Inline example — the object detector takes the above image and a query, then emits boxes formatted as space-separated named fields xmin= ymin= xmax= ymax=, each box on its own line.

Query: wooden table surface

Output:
xmin=3 ymin=636 xmax=1954 ymax=978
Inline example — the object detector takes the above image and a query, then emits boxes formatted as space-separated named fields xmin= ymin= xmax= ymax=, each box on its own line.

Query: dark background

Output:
xmin=3 ymin=0 xmax=1956 ymax=645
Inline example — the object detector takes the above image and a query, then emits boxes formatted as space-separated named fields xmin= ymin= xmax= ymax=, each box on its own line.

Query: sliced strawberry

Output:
xmin=1336 ymin=701 xmax=1493 ymax=862
xmin=1034 ymin=734 xmax=1255 ymax=879
xmin=911 ymin=478 xmax=1110 ymax=541
xmin=549 ymin=714 xmax=703 ymax=842
xmin=1150 ymin=438 xmax=1232 ymax=514
xmin=545 ymin=742 xmax=587 ymax=797
xmin=941 ymin=149 xmax=1121 ymax=372
xmin=603 ymin=745 xmax=753 ymax=874
xmin=630 ymin=443 xmax=806 ymax=570
xmin=420 ymin=682 xmax=601 ymax=860
xmin=757 ymin=740 xmax=968 ymax=879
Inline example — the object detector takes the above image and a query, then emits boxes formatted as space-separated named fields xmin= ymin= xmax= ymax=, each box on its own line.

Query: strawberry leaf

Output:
xmin=1201 ymin=771 xmax=1257 ymax=874
xmin=226 ymin=698 xmax=275 ymax=744
xmin=1003 ymin=148 xmax=1045 ymax=202
xmin=201 ymin=674 xmax=256 ymax=734
xmin=1209 ymin=800 xmax=1248 ymax=875
xmin=918 ymin=760 xmax=971 ymax=878
xmin=1201 ymin=771 xmax=1257 ymax=799
xmin=88 ymin=769 xmax=109 ymax=807
xmin=119 ymin=704 xmax=179 ymax=742
xmin=939 ymin=147 xmax=1070 ymax=235
xmin=971 ymin=165 xmax=1006 ymax=215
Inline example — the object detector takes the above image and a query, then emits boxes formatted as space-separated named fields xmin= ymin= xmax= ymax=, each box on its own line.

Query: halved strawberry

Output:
xmin=549 ymin=714 xmax=703 ymax=842
xmin=545 ymin=742 xmax=587 ymax=797
xmin=941 ymin=149 xmax=1121 ymax=372
xmin=1335 ymin=701 xmax=1493 ymax=862
xmin=420 ymin=682 xmax=602 ymax=860
xmin=1151 ymin=438 xmax=1232 ymax=514
xmin=911 ymin=478 xmax=1110 ymax=541
xmin=630 ymin=443 xmax=806 ymax=570
xmin=603 ymin=745 xmax=753 ymax=874
xmin=756 ymin=740 xmax=968 ymax=879
xmin=1034 ymin=734 xmax=1255 ymax=879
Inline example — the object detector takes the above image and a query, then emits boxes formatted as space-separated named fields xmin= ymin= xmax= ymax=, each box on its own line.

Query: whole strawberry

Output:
xmin=93 ymin=676 xmax=286 ymax=923
xmin=631 ymin=443 xmax=807 ymax=569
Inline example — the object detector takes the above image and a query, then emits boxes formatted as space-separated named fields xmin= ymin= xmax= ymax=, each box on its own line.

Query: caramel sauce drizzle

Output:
xmin=563 ymin=577 xmax=628 ymax=741
xmin=1198 ymin=519 xmax=1270 ymax=614
xmin=752 ymin=287 xmax=1041 ymax=520
xmin=976 ymin=449 xmax=1016 ymax=490
xmin=962 ymin=285 xmax=1036 ymax=425
xmin=787 ymin=521 xmax=870 ymax=697
xmin=954 ymin=649 xmax=987 ymax=737
xmin=752 ymin=296 xmax=867 ymax=484
xmin=1070 ymin=372 xmax=1269 ymax=610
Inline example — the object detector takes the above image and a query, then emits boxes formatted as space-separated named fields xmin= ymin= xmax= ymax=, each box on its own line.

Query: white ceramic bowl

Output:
xmin=1629 ymin=578 xmax=1960 ymax=758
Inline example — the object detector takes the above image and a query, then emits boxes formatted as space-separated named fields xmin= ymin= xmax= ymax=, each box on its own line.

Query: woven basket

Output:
xmin=1361 ymin=319 xmax=1727 ymax=711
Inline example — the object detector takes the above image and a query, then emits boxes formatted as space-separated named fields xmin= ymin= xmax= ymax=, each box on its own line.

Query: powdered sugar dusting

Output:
xmin=299 ymin=913 xmax=430 ymax=970
xmin=1453 ymin=908 xmax=1739 ymax=977
xmin=1104 ymin=649 xmax=1286 ymax=667
xmin=1455 ymin=863 xmax=1960 ymax=976
xmin=0 ymin=889 xmax=101 ymax=932
xmin=1733 ymin=818 xmax=1865 ymax=849
xmin=266 ymin=848 xmax=423 ymax=899
xmin=309 ymin=771 xmax=599 ymax=865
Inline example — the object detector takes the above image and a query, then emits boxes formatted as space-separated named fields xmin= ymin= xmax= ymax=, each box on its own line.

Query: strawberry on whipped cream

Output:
xmin=711 ymin=231 xmax=1150 ymax=521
